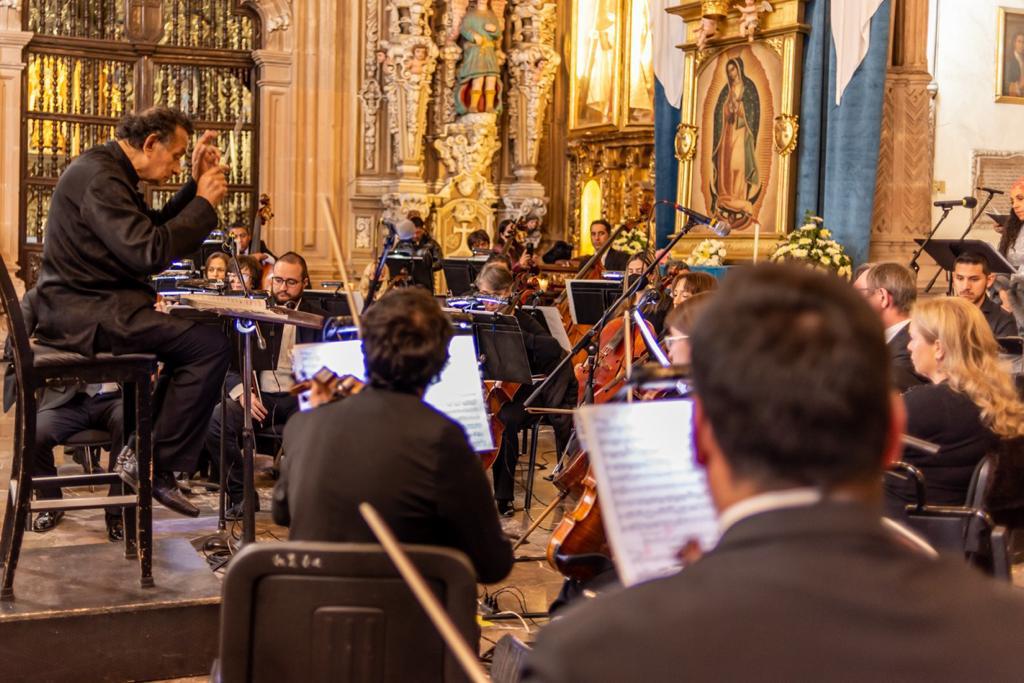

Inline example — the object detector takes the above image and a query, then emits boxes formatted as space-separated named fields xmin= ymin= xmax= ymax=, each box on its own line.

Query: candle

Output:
xmin=752 ymin=221 xmax=761 ymax=264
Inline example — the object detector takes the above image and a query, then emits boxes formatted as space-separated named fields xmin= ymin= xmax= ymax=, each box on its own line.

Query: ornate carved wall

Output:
xmin=869 ymin=0 xmax=934 ymax=267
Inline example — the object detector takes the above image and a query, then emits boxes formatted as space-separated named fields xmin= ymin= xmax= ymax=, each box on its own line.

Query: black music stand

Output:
xmin=442 ymin=258 xmax=488 ymax=296
xmin=915 ymin=238 xmax=1015 ymax=294
xmin=387 ymin=254 xmax=434 ymax=292
xmin=565 ymin=279 xmax=623 ymax=325
xmin=455 ymin=311 xmax=532 ymax=384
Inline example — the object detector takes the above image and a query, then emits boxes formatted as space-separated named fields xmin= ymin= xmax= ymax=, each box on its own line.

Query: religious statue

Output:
xmin=694 ymin=16 xmax=719 ymax=52
xmin=710 ymin=57 xmax=762 ymax=229
xmin=455 ymin=0 xmax=504 ymax=115
xmin=738 ymin=0 xmax=773 ymax=42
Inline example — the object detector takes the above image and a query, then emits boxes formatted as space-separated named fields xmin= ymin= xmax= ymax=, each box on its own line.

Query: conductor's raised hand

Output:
xmin=191 ymin=130 xmax=221 ymax=181
xmin=197 ymin=164 xmax=229 ymax=207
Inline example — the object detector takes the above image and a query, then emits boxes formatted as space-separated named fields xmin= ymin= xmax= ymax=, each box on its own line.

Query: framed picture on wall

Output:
xmin=996 ymin=7 xmax=1024 ymax=103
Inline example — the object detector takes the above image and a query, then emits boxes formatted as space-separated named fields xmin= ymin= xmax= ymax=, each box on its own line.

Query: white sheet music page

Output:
xmin=291 ymin=334 xmax=493 ymax=452
xmin=576 ymin=399 xmax=719 ymax=587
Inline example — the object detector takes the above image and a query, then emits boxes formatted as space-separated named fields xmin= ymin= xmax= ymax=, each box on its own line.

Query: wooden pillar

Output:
xmin=869 ymin=0 xmax=933 ymax=266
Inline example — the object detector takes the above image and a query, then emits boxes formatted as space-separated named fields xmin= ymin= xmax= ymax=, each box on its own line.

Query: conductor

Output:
xmin=32 ymin=107 xmax=231 ymax=517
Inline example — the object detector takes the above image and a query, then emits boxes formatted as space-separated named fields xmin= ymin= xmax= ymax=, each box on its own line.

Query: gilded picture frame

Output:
xmin=995 ymin=7 xmax=1024 ymax=104
xmin=669 ymin=0 xmax=808 ymax=261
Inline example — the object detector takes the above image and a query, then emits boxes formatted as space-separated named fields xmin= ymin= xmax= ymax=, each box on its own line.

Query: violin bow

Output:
xmin=320 ymin=196 xmax=363 ymax=338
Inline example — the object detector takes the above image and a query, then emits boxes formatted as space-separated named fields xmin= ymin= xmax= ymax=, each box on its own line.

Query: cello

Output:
xmin=250 ymin=193 xmax=274 ymax=290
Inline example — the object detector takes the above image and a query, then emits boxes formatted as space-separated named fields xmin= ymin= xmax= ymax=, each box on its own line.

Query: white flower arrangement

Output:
xmin=611 ymin=227 xmax=650 ymax=256
xmin=769 ymin=215 xmax=853 ymax=279
xmin=686 ymin=238 xmax=727 ymax=266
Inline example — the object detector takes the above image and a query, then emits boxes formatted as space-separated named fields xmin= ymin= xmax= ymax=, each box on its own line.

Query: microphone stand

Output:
xmin=365 ymin=221 xmax=398 ymax=310
xmin=908 ymin=206 xmax=952 ymax=291
xmin=524 ymin=218 xmax=699 ymax=409
xmin=924 ymin=190 xmax=999 ymax=293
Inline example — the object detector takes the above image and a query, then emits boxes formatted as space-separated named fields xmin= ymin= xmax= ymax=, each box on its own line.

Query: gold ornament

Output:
xmin=675 ymin=123 xmax=699 ymax=162
xmin=773 ymin=113 xmax=799 ymax=157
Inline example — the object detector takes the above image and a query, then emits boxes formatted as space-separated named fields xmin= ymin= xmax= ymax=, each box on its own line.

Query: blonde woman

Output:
xmin=886 ymin=297 xmax=1024 ymax=511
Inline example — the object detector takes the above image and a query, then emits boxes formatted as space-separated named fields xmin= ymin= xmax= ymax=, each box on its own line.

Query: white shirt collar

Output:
xmin=884 ymin=318 xmax=911 ymax=344
xmin=717 ymin=487 xmax=822 ymax=535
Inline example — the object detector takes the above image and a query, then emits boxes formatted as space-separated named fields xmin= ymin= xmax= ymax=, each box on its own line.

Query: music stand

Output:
xmin=442 ymin=258 xmax=488 ymax=296
xmin=565 ymin=279 xmax=623 ymax=325
xmin=387 ymin=254 xmax=434 ymax=292
xmin=451 ymin=310 xmax=532 ymax=384
xmin=915 ymin=238 xmax=1015 ymax=294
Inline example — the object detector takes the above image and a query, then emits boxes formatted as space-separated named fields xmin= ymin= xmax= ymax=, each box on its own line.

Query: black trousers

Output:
xmin=491 ymin=392 xmax=573 ymax=503
xmin=34 ymin=392 xmax=123 ymax=512
xmin=205 ymin=391 xmax=298 ymax=504
xmin=131 ymin=318 xmax=230 ymax=474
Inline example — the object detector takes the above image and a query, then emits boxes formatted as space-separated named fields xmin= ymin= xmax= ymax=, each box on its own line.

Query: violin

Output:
xmin=290 ymin=367 xmax=366 ymax=407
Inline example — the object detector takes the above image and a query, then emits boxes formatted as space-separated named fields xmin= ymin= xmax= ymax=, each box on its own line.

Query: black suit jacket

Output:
xmin=887 ymin=382 xmax=999 ymax=507
xmin=524 ymin=502 xmax=1024 ymax=682
xmin=33 ymin=141 xmax=218 ymax=355
xmin=981 ymin=297 xmax=1017 ymax=338
xmin=887 ymin=324 xmax=927 ymax=393
xmin=272 ymin=387 xmax=513 ymax=584
xmin=602 ymin=248 xmax=630 ymax=272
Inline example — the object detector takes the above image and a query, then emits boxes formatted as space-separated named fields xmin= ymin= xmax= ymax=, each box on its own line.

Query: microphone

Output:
xmin=978 ymin=186 xmax=1005 ymax=196
xmin=656 ymin=200 xmax=732 ymax=237
xmin=933 ymin=196 xmax=978 ymax=209
xmin=383 ymin=218 xmax=417 ymax=241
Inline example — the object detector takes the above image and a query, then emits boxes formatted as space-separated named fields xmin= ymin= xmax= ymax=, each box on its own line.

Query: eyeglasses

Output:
xmin=271 ymin=276 xmax=302 ymax=287
xmin=663 ymin=334 xmax=689 ymax=344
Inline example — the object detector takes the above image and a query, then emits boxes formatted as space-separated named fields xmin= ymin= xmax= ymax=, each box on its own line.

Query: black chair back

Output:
xmin=217 ymin=542 xmax=479 ymax=683
xmin=0 ymin=255 xmax=36 ymax=397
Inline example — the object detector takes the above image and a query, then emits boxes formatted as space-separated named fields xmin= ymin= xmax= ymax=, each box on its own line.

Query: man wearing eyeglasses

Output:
xmin=853 ymin=262 xmax=926 ymax=393
xmin=205 ymin=252 xmax=322 ymax=518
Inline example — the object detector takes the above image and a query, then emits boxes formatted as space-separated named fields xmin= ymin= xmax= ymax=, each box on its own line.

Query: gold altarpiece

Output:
xmin=567 ymin=0 xmax=655 ymax=255
xmin=668 ymin=0 xmax=807 ymax=261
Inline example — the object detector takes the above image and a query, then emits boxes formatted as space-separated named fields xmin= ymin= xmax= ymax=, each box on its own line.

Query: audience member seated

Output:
xmin=204 ymin=253 xmax=320 ymax=519
xmin=205 ymin=251 xmax=229 ymax=281
xmin=467 ymin=229 xmax=491 ymax=254
xmin=664 ymin=292 xmax=713 ymax=366
xmin=885 ymin=297 xmax=1024 ymax=512
xmin=3 ymin=289 xmax=126 ymax=540
xmin=854 ymin=262 xmax=927 ymax=392
xmin=953 ymin=251 xmax=1016 ymax=337
xmin=524 ymin=263 xmax=1024 ymax=682
xmin=227 ymin=254 xmax=261 ymax=292
xmin=670 ymin=270 xmax=717 ymax=306
xmin=227 ymin=222 xmax=275 ymax=266
xmin=272 ymin=287 xmax=513 ymax=584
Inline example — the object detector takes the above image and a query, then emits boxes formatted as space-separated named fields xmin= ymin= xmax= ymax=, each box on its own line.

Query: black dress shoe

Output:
xmin=224 ymin=497 xmax=261 ymax=522
xmin=496 ymin=499 xmax=514 ymax=517
xmin=105 ymin=515 xmax=124 ymax=542
xmin=153 ymin=472 xmax=200 ymax=517
xmin=32 ymin=510 xmax=65 ymax=533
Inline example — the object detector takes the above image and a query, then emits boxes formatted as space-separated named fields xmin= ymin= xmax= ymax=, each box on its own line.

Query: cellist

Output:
xmin=476 ymin=262 xmax=577 ymax=516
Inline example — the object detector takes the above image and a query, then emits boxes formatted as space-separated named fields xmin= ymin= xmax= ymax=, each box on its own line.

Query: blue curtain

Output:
xmin=654 ymin=79 xmax=681 ymax=248
xmin=795 ymin=0 xmax=892 ymax=266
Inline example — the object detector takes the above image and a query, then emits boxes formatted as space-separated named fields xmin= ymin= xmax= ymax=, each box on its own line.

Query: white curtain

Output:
xmin=650 ymin=0 xmax=687 ymax=107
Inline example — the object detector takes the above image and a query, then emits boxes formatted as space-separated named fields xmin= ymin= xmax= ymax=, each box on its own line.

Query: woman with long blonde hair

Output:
xmin=886 ymin=297 xmax=1024 ymax=510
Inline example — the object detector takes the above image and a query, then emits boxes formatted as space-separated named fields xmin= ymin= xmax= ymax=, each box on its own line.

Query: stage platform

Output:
xmin=0 ymin=537 xmax=220 ymax=682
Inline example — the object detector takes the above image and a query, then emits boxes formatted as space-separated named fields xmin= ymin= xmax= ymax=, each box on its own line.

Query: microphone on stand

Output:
xmin=933 ymin=197 xmax=978 ymax=209
xmin=978 ymin=186 xmax=1005 ymax=196
xmin=656 ymin=200 xmax=732 ymax=237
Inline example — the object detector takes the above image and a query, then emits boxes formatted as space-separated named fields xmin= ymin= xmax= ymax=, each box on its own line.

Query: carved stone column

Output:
xmin=0 ymin=2 xmax=33 ymax=270
xmin=869 ymin=0 xmax=933 ymax=266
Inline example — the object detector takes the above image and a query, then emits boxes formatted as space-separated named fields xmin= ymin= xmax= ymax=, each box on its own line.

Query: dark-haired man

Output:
xmin=854 ymin=262 xmax=926 ymax=392
xmin=227 ymin=222 xmax=275 ymax=268
xmin=953 ymin=251 xmax=1016 ymax=337
xmin=205 ymin=252 xmax=321 ymax=518
xmin=590 ymin=219 xmax=629 ymax=271
xmin=32 ymin=107 xmax=230 ymax=516
xmin=524 ymin=263 xmax=1024 ymax=682
xmin=273 ymin=288 xmax=513 ymax=584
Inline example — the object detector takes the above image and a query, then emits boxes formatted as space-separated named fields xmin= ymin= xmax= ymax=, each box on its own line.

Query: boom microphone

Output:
xmin=978 ymin=186 xmax=1005 ymax=196
xmin=933 ymin=197 xmax=978 ymax=209
xmin=656 ymin=200 xmax=732 ymax=237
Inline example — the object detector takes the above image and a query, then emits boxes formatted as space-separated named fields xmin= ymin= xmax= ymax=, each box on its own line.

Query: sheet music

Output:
xmin=576 ymin=400 xmax=719 ymax=587
xmin=523 ymin=305 xmax=571 ymax=352
xmin=291 ymin=334 xmax=494 ymax=452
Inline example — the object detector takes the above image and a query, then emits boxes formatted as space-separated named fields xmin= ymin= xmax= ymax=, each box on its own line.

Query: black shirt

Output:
xmin=980 ymin=297 xmax=1017 ymax=338
xmin=272 ymin=386 xmax=513 ymax=584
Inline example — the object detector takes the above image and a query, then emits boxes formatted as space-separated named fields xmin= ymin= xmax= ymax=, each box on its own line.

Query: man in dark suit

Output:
xmin=524 ymin=263 xmax=1024 ymax=682
xmin=31 ymin=107 xmax=231 ymax=516
xmin=272 ymin=288 xmax=513 ymax=584
xmin=205 ymin=252 xmax=319 ymax=519
xmin=590 ymin=219 xmax=630 ymax=271
xmin=854 ymin=261 xmax=926 ymax=392
xmin=227 ymin=222 xmax=276 ymax=267
xmin=953 ymin=251 xmax=1017 ymax=338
